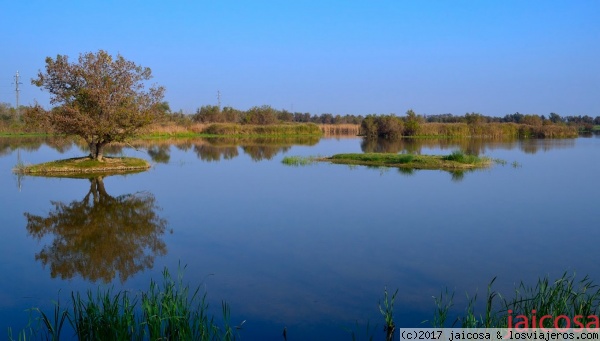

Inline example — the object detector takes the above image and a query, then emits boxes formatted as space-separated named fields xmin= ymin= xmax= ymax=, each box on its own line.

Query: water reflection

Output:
xmin=128 ymin=136 xmax=320 ymax=162
xmin=0 ymin=136 xmax=75 ymax=156
xmin=24 ymin=176 xmax=167 ymax=283
xmin=361 ymin=137 xmax=576 ymax=155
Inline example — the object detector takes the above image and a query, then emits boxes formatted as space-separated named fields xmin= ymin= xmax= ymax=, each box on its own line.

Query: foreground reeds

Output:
xmin=11 ymin=271 xmax=600 ymax=340
xmin=10 ymin=267 xmax=238 ymax=341
xmin=430 ymin=273 xmax=600 ymax=328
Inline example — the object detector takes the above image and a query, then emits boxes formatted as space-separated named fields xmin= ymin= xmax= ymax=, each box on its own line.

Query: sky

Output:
xmin=1 ymin=1 xmax=598 ymax=117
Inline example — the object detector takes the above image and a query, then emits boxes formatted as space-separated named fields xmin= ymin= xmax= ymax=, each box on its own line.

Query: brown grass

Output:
xmin=320 ymin=124 xmax=361 ymax=136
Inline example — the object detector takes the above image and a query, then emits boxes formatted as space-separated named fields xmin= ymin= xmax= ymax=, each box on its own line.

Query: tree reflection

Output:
xmin=25 ymin=176 xmax=167 ymax=283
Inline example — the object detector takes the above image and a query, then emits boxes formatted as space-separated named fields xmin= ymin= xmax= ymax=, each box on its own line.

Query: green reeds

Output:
xmin=12 ymin=267 xmax=238 ymax=341
xmin=431 ymin=273 xmax=600 ymax=328
xmin=281 ymin=155 xmax=317 ymax=166
xmin=442 ymin=150 xmax=485 ymax=164
xmin=379 ymin=288 xmax=399 ymax=341
xmin=323 ymin=152 xmax=491 ymax=171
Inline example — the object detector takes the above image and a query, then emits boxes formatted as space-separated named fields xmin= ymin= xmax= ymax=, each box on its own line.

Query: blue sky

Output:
xmin=1 ymin=1 xmax=598 ymax=116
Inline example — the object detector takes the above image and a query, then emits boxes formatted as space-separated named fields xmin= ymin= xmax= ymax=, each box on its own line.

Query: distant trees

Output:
xmin=28 ymin=50 xmax=165 ymax=161
xmin=403 ymin=109 xmax=422 ymax=136
xmin=189 ymin=104 xmax=363 ymax=125
xmin=242 ymin=105 xmax=278 ymax=124
xmin=361 ymin=114 xmax=404 ymax=138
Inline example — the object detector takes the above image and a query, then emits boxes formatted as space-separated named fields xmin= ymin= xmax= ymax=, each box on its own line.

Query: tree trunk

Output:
xmin=95 ymin=142 xmax=106 ymax=161
xmin=88 ymin=141 xmax=97 ymax=159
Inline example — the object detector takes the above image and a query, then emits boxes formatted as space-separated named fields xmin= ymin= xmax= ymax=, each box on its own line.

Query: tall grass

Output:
xmin=320 ymin=124 xmax=361 ymax=136
xmin=12 ymin=267 xmax=238 ymax=341
xmin=442 ymin=150 xmax=486 ymax=164
xmin=201 ymin=123 xmax=322 ymax=136
xmin=416 ymin=122 xmax=578 ymax=138
xmin=430 ymin=273 xmax=600 ymax=328
xmin=281 ymin=155 xmax=317 ymax=166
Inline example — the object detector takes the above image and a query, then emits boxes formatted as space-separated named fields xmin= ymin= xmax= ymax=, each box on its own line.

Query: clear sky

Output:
xmin=1 ymin=1 xmax=598 ymax=116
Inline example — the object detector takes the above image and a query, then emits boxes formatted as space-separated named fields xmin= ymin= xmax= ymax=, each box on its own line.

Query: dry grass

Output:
xmin=141 ymin=123 xmax=208 ymax=136
xmin=320 ymin=124 xmax=361 ymax=136
xmin=416 ymin=123 xmax=578 ymax=138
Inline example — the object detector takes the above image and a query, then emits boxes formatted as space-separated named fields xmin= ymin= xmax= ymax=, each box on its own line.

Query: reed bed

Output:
xmin=142 ymin=122 xmax=208 ymax=136
xmin=415 ymin=123 xmax=578 ymax=138
xmin=201 ymin=123 xmax=321 ymax=136
xmin=430 ymin=273 xmax=600 ymax=328
xmin=320 ymin=124 xmax=361 ymax=136
xmin=11 ymin=268 xmax=238 ymax=341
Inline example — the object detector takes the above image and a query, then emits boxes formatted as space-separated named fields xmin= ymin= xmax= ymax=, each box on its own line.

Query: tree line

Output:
xmin=187 ymin=104 xmax=363 ymax=125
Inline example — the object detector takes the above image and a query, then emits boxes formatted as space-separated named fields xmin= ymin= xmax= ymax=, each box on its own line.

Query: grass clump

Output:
xmin=379 ymin=288 xmax=399 ymax=341
xmin=331 ymin=153 xmax=415 ymax=164
xmin=281 ymin=155 xmax=317 ymax=166
xmin=430 ymin=273 xmax=600 ymax=328
xmin=11 ymin=267 xmax=239 ymax=341
xmin=442 ymin=150 xmax=481 ymax=164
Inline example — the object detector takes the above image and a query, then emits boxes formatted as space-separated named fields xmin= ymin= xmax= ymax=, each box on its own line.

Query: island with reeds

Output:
xmin=283 ymin=151 xmax=493 ymax=171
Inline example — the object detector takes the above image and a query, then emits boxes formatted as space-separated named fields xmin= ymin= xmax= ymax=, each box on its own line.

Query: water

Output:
xmin=0 ymin=135 xmax=599 ymax=340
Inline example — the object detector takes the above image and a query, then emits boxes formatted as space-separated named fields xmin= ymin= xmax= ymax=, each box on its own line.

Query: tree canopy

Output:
xmin=30 ymin=50 xmax=165 ymax=161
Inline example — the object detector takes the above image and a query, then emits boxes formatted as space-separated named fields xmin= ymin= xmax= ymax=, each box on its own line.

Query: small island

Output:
xmin=283 ymin=151 xmax=493 ymax=171
xmin=15 ymin=156 xmax=151 ymax=176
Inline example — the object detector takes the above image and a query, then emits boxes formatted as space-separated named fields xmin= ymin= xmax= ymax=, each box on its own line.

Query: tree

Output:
xmin=31 ymin=50 xmax=165 ymax=161
xmin=403 ymin=109 xmax=421 ymax=136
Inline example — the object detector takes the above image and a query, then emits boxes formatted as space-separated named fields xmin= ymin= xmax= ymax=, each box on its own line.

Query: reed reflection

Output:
xmin=0 ymin=136 xmax=75 ymax=156
xmin=24 ymin=176 xmax=167 ymax=283
xmin=361 ymin=137 xmax=575 ymax=155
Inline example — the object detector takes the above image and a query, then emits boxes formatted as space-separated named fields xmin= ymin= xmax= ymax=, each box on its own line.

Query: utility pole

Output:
xmin=13 ymin=71 xmax=22 ymax=115
xmin=217 ymin=90 xmax=221 ymax=110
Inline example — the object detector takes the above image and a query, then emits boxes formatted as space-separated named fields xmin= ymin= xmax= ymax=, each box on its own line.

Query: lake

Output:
xmin=1 ymin=135 xmax=599 ymax=340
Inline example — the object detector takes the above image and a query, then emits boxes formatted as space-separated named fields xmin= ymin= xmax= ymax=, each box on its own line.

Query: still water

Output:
xmin=0 ymin=135 xmax=598 ymax=340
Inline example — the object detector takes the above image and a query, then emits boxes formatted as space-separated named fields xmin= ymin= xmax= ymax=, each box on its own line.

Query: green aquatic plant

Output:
xmin=10 ymin=267 xmax=239 ymax=341
xmin=379 ymin=287 xmax=399 ymax=341
xmin=430 ymin=273 xmax=600 ymax=328
xmin=281 ymin=155 xmax=317 ymax=166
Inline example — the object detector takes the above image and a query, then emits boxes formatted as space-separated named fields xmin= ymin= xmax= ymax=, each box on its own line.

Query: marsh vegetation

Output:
xmin=9 ymin=268 xmax=239 ymax=341
xmin=430 ymin=273 xmax=600 ymax=328
xmin=321 ymin=151 xmax=492 ymax=171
